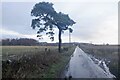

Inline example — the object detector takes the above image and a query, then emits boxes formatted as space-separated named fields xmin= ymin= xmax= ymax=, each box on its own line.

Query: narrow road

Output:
xmin=64 ymin=46 xmax=115 ymax=78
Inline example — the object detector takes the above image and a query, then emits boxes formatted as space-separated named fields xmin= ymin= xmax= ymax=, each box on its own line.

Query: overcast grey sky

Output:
xmin=0 ymin=0 xmax=119 ymax=44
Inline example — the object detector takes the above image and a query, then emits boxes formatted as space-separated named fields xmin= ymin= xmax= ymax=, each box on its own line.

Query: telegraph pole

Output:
xmin=69 ymin=31 xmax=71 ymax=43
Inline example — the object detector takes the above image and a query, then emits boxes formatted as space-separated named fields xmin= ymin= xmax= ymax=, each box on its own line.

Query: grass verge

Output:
xmin=2 ymin=45 xmax=75 ymax=78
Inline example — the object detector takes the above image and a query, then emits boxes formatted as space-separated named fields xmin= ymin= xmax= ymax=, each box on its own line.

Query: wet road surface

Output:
xmin=63 ymin=46 xmax=115 ymax=78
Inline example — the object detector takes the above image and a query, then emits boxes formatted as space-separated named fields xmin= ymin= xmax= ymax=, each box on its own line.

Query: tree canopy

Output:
xmin=31 ymin=2 xmax=75 ymax=52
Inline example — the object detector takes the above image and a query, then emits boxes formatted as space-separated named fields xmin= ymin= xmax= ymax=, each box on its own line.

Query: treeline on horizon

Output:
xmin=1 ymin=38 xmax=76 ymax=46
xmin=1 ymin=38 xmax=40 ymax=46
xmin=1 ymin=38 xmax=116 ymax=46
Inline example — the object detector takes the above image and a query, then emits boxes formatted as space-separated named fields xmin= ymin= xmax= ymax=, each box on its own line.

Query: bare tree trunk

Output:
xmin=58 ymin=29 xmax=62 ymax=53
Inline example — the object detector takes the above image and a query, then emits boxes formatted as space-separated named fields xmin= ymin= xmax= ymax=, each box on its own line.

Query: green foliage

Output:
xmin=31 ymin=2 xmax=55 ymax=17
xmin=53 ymin=12 xmax=75 ymax=30
xmin=68 ymin=28 xmax=73 ymax=33
xmin=31 ymin=2 xmax=75 ymax=41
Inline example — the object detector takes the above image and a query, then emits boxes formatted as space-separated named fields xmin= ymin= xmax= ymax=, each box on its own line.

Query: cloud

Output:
xmin=2 ymin=2 xmax=35 ymax=33
xmin=0 ymin=27 xmax=59 ymax=43
xmin=0 ymin=27 xmax=37 ymax=39
xmin=72 ymin=13 xmax=118 ymax=44
xmin=0 ymin=26 xmax=72 ymax=43
xmin=1 ymin=1 xmax=118 ymax=44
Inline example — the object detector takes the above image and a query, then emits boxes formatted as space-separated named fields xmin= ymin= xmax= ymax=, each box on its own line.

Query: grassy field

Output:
xmin=79 ymin=44 xmax=118 ymax=78
xmin=2 ymin=45 xmax=76 ymax=78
